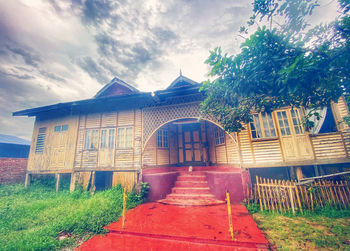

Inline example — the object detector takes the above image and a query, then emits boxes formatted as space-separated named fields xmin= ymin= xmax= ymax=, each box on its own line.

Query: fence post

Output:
xmin=289 ymin=186 xmax=295 ymax=214
xmin=256 ymin=176 xmax=263 ymax=211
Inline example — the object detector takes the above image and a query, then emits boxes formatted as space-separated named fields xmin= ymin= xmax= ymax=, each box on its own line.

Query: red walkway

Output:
xmin=77 ymin=203 xmax=269 ymax=251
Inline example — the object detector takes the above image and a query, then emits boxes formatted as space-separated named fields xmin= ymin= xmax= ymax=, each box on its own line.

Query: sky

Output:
xmin=0 ymin=0 xmax=340 ymax=140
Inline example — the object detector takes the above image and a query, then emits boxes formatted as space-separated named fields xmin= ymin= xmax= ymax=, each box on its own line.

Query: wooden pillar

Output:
xmin=320 ymin=165 xmax=326 ymax=175
xmin=296 ymin=167 xmax=303 ymax=181
xmin=313 ymin=165 xmax=319 ymax=177
xmin=69 ymin=172 xmax=76 ymax=193
xmin=24 ymin=173 xmax=31 ymax=188
xmin=90 ymin=171 xmax=96 ymax=193
xmin=55 ymin=173 xmax=61 ymax=193
xmin=285 ymin=166 xmax=290 ymax=180
xmin=289 ymin=166 xmax=296 ymax=180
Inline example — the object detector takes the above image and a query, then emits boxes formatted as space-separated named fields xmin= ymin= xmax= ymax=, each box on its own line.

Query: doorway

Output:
xmin=275 ymin=109 xmax=314 ymax=161
xmin=178 ymin=123 xmax=205 ymax=165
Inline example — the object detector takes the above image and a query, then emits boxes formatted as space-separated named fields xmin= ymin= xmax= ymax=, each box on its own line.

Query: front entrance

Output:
xmin=178 ymin=123 xmax=205 ymax=165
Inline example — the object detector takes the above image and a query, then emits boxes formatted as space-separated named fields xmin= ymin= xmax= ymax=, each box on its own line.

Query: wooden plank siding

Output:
xmin=73 ymin=109 xmax=142 ymax=171
xmin=311 ymin=133 xmax=347 ymax=159
xmin=27 ymin=115 xmax=79 ymax=173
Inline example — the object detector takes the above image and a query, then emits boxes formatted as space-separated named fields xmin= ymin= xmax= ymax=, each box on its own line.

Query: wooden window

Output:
xmin=100 ymin=128 xmax=115 ymax=149
xmin=61 ymin=124 xmax=68 ymax=131
xmin=100 ymin=129 xmax=107 ymax=148
xmin=157 ymin=129 xmax=168 ymax=148
xmin=250 ymin=112 xmax=276 ymax=139
xmin=84 ymin=129 xmax=99 ymax=150
xmin=291 ymin=109 xmax=304 ymax=134
xmin=108 ymin=129 xmax=115 ymax=148
xmin=54 ymin=124 xmax=68 ymax=132
xmin=35 ymin=127 xmax=47 ymax=153
xmin=214 ymin=127 xmax=225 ymax=145
xmin=276 ymin=111 xmax=291 ymax=136
xmin=117 ymin=127 xmax=133 ymax=148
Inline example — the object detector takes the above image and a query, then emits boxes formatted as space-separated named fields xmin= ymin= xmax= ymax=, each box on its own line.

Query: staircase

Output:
xmin=157 ymin=171 xmax=225 ymax=206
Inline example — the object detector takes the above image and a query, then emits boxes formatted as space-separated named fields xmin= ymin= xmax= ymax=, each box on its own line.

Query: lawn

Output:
xmin=0 ymin=178 xmax=147 ymax=251
xmin=247 ymin=204 xmax=350 ymax=250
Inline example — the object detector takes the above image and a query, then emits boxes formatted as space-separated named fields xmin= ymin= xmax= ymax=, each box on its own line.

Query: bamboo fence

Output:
xmin=251 ymin=176 xmax=350 ymax=214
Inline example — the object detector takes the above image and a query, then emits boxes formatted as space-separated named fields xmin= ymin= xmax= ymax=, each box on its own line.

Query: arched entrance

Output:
xmin=142 ymin=118 xmax=237 ymax=168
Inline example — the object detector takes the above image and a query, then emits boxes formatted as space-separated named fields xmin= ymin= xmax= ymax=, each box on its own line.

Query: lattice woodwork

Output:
xmin=142 ymin=102 xmax=216 ymax=147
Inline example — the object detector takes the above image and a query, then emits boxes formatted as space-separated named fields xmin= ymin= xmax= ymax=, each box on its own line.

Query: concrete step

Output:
xmin=174 ymin=180 xmax=208 ymax=187
xmin=178 ymin=171 xmax=206 ymax=176
xmin=177 ymin=175 xmax=207 ymax=182
xmin=171 ymin=187 xmax=211 ymax=194
xmin=158 ymin=198 xmax=226 ymax=206
xmin=166 ymin=193 xmax=215 ymax=200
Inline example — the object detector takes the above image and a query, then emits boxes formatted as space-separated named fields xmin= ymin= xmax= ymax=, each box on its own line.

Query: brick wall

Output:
xmin=0 ymin=158 xmax=28 ymax=184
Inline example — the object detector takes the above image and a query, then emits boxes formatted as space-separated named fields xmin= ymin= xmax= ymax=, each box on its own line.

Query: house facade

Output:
xmin=14 ymin=74 xmax=350 ymax=202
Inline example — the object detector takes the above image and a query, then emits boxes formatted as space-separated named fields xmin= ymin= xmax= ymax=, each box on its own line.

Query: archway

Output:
xmin=142 ymin=118 xmax=238 ymax=168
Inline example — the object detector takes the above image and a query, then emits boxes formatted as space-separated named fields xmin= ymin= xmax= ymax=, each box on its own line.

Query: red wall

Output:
xmin=0 ymin=158 xmax=27 ymax=184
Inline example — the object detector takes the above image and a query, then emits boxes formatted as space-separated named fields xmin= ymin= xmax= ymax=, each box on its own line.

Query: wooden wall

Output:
xmin=27 ymin=115 xmax=79 ymax=173
xmin=74 ymin=109 xmax=142 ymax=171
xmin=143 ymin=124 xmax=178 ymax=166
xmin=237 ymin=97 xmax=350 ymax=168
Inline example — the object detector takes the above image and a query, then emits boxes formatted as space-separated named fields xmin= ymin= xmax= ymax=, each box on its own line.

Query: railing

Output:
xmin=252 ymin=176 xmax=350 ymax=214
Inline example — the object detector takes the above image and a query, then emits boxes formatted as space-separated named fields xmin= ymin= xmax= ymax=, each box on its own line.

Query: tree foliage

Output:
xmin=201 ymin=0 xmax=350 ymax=133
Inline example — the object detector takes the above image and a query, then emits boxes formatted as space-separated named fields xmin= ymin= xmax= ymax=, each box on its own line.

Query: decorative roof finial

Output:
xmin=179 ymin=69 xmax=182 ymax=76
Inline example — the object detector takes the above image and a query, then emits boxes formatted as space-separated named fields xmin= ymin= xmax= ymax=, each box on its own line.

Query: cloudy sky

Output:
xmin=0 ymin=0 xmax=339 ymax=140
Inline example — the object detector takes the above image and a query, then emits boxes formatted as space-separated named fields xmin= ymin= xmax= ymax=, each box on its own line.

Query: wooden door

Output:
xmin=181 ymin=123 xmax=203 ymax=165
xmin=275 ymin=109 xmax=313 ymax=161
xmin=98 ymin=128 xmax=115 ymax=168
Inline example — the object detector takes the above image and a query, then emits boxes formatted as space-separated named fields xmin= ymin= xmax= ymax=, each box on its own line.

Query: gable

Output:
xmin=166 ymin=74 xmax=199 ymax=90
xmin=95 ymin=77 xmax=139 ymax=98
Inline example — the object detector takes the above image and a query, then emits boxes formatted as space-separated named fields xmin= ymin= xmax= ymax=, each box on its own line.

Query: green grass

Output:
xmin=246 ymin=204 xmax=350 ymax=250
xmin=0 ymin=179 xmax=147 ymax=251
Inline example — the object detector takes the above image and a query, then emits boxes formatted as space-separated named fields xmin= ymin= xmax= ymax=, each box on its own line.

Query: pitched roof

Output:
xmin=94 ymin=77 xmax=139 ymax=98
xmin=0 ymin=134 xmax=30 ymax=145
xmin=166 ymin=73 xmax=200 ymax=90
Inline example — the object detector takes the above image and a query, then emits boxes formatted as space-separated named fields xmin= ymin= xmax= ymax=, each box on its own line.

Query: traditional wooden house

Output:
xmin=13 ymin=74 xmax=350 ymax=205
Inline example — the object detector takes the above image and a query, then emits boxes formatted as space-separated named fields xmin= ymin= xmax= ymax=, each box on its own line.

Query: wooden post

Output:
xmin=70 ymin=172 xmax=76 ymax=193
xmin=289 ymin=186 xmax=295 ymax=214
xmin=313 ymin=165 xmax=319 ymax=177
xmin=55 ymin=173 xmax=61 ymax=193
xmin=296 ymin=167 xmax=303 ymax=181
xmin=90 ymin=171 xmax=96 ymax=194
xmin=256 ymin=176 xmax=263 ymax=211
xmin=295 ymin=185 xmax=303 ymax=214
xmin=24 ymin=173 xmax=31 ymax=188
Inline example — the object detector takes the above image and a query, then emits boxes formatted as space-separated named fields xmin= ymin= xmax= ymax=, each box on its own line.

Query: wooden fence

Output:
xmin=252 ymin=176 xmax=350 ymax=214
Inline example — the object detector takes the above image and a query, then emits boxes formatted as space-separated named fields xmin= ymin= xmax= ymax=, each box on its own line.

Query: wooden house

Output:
xmin=13 ymin=74 xmax=350 ymax=204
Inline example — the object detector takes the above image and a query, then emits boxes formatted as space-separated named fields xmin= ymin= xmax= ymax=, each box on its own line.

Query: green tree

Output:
xmin=201 ymin=0 xmax=349 ymax=132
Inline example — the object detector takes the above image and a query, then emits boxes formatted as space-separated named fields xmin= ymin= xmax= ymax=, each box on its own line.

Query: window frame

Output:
xmin=214 ymin=127 xmax=225 ymax=145
xmin=157 ymin=129 xmax=169 ymax=148
xmin=84 ymin=129 xmax=99 ymax=150
xmin=100 ymin=128 xmax=115 ymax=149
xmin=250 ymin=112 xmax=277 ymax=140
xmin=117 ymin=126 xmax=133 ymax=149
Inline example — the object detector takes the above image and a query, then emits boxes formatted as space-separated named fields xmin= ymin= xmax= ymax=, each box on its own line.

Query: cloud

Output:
xmin=0 ymin=0 xmax=338 ymax=140
xmin=5 ymin=45 xmax=42 ymax=67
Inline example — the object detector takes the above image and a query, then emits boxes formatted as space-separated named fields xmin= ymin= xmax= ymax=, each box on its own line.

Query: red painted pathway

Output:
xmin=77 ymin=203 xmax=269 ymax=251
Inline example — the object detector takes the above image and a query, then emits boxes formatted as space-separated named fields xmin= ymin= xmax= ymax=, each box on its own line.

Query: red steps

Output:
xmin=158 ymin=170 xmax=225 ymax=206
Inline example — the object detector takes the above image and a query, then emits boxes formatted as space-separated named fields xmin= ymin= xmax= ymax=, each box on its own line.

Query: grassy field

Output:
xmin=247 ymin=204 xmax=350 ymax=250
xmin=0 ymin=179 xmax=147 ymax=251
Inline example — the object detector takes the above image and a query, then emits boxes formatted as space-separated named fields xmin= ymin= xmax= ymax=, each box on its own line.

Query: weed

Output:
xmin=0 ymin=180 xmax=149 ymax=250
